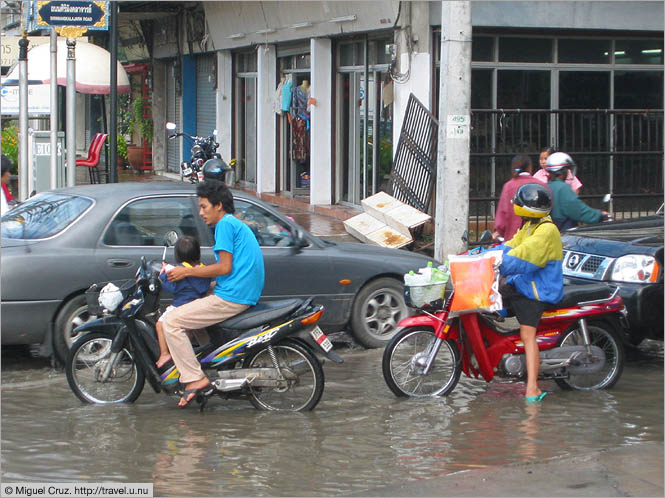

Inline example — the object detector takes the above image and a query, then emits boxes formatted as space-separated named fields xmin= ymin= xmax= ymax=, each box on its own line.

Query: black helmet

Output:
xmin=202 ymin=158 xmax=232 ymax=183
xmin=512 ymin=183 xmax=552 ymax=219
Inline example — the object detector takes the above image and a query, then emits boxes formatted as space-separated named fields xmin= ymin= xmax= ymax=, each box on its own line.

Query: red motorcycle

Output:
xmin=383 ymin=274 xmax=627 ymax=397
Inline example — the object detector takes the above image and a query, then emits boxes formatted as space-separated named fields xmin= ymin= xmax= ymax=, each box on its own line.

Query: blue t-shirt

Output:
xmin=213 ymin=214 xmax=265 ymax=305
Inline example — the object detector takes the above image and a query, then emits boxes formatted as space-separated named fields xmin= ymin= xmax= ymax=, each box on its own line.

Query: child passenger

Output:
xmin=156 ymin=236 xmax=211 ymax=369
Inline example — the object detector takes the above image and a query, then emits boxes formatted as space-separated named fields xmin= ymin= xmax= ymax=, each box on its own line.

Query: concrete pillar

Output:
xmin=151 ymin=60 xmax=166 ymax=173
xmin=435 ymin=1 xmax=472 ymax=260
xmin=392 ymin=2 xmax=433 ymax=158
xmin=310 ymin=38 xmax=333 ymax=205
xmin=256 ymin=44 xmax=277 ymax=193
xmin=216 ymin=50 xmax=233 ymax=164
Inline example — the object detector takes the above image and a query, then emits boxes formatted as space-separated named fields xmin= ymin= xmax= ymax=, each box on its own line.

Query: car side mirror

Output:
xmin=293 ymin=228 xmax=308 ymax=249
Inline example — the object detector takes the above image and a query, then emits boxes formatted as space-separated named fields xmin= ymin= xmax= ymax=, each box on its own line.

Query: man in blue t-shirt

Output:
xmin=162 ymin=180 xmax=265 ymax=408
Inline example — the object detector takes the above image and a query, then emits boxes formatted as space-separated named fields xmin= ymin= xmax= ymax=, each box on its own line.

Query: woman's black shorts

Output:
xmin=499 ymin=282 xmax=545 ymax=328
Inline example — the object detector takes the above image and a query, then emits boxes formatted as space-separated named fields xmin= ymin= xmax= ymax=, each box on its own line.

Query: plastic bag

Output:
xmin=448 ymin=250 xmax=503 ymax=313
xmin=99 ymin=282 xmax=124 ymax=312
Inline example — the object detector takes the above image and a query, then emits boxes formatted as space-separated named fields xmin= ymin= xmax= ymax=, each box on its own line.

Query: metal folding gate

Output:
xmin=388 ymin=94 xmax=439 ymax=214
xmin=196 ymin=54 xmax=217 ymax=137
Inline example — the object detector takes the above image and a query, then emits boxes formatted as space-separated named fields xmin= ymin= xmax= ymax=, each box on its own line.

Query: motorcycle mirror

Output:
xmin=602 ymin=193 xmax=611 ymax=203
xmin=163 ymin=230 xmax=179 ymax=248
xmin=461 ymin=230 xmax=469 ymax=244
xmin=213 ymin=129 xmax=218 ymax=137
xmin=166 ymin=122 xmax=177 ymax=131
xmin=478 ymin=230 xmax=494 ymax=245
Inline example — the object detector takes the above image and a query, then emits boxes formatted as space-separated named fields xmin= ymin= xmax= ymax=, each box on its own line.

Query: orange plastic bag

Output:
xmin=448 ymin=250 xmax=503 ymax=313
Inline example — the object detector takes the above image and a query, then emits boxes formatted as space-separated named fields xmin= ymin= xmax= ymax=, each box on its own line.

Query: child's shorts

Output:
xmin=157 ymin=305 xmax=175 ymax=323
xmin=499 ymin=283 xmax=545 ymax=328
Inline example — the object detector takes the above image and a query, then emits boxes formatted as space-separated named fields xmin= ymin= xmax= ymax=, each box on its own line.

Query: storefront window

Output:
xmin=336 ymin=36 xmax=392 ymax=204
xmin=559 ymin=39 xmax=610 ymax=63
xmin=497 ymin=70 xmax=550 ymax=108
xmin=278 ymin=51 xmax=311 ymax=192
xmin=472 ymin=36 xmax=494 ymax=62
xmin=614 ymin=39 xmax=664 ymax=65
xmin=560 ymin=71 xmax=610 ymax=109
xmin=499 ymin=37 xmax=553 ymax=63
xmin=234 ymin=52 xmax=257 ymax=185
xmin=614 ymin=71 xmax=664 ymax=109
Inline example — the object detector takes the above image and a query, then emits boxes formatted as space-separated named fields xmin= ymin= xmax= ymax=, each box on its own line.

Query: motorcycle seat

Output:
xmin=215 ymin=298 xmax=304 ymax=330
xmin=545 ymin=284 xmax=613 ymax=310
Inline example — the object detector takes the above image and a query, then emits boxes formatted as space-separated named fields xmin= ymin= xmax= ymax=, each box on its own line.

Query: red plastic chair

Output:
xmin=76 ymin=133 xmax=108 ymax=184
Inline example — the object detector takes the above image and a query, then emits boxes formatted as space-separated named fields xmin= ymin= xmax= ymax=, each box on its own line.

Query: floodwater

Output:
xmin=1 ymin=341 xmax=662 ymax=497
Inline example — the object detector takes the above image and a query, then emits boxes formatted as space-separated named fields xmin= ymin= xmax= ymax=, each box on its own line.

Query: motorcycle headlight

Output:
xmin=610 ymin=255 xmax=660 ymax=283
xmin=191 ymin=145 xmax=203 ymax=156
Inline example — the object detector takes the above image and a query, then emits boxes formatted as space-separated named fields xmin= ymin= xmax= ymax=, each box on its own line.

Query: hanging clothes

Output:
xmin=274 ymin=79 xmax=284 ymax=115
xmin=281 ymin=75 xmax=293 ymax=113
xmin=290 ymin=85 xmax=310 ymax=121
xmin=291 ymin=116 xmax=309 ymax=161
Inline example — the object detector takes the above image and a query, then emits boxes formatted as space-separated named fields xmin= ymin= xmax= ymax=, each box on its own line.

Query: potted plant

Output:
xmin=126 ymin=96 xmax=153 ymax=170
xmin=116 ymin=134 xmax=129 ymax=169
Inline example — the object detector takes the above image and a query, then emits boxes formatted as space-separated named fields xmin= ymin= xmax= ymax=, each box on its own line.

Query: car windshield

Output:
xmin=1 ymin=193 xmax=93 ymax=239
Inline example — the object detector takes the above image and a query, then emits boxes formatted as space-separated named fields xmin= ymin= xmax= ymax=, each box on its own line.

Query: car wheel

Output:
xmin=54 ymin=295 xmax=98 ymax=363
xmin=350 ymin=277 xmax=410 ymax=349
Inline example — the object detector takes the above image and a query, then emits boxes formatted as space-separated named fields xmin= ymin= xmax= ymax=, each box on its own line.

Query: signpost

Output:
xmin=26 ymin=0 xmax=110 ymax=187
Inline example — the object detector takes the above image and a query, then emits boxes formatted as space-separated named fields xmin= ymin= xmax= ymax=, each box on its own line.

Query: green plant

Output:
xmin=1 ymin=123 xmax=19 ymax=174
xmin=131 ymin=97 xmax=153 ymax=145
xmin=116 ymin=134 xmax=128 ymax=160
xmin=117 ymin=94 xmax=132 ymax=137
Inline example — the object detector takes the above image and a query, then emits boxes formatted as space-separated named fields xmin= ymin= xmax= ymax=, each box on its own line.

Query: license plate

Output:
xmin=310 ymin=326 xmax=333 ymax=353
xmin=197 ymin=171 xmax=205 ymax=181
xmin=182 ymin=166 xmax=192 ymax=176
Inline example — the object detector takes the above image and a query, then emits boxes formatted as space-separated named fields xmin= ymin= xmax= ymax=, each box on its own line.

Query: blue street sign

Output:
xmin=29 ymin=1 xmax=109 ymax=31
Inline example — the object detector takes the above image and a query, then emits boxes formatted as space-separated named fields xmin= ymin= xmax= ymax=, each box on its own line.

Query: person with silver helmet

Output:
xmin=546 ymin=152 xmax=607 ymax=231
xmin=497 ymin=183 xmax=564 ymax=405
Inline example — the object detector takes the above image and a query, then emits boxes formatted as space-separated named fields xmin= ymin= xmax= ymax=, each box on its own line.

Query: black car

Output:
xmin=561 ymin=209 xmax=664 ymax=345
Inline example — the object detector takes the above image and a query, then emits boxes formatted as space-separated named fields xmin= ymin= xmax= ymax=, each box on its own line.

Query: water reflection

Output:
xmin=1 ymin=342 xmax=663 ymax=496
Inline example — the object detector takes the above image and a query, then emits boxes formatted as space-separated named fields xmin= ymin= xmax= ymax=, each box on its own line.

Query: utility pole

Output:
xmin=18 ymin=30 xmax=29 ymax=201
xmin=435 ymin=1 xmax=472 ymax=262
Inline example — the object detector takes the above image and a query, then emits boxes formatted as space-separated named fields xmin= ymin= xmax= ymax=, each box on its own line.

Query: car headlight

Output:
xmin=610 ymin=255 xmax=660 ymax=283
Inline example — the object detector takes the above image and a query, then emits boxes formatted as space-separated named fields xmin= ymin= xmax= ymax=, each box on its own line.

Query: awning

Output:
xmin=4 ymin=39 xmax=130 ymax=95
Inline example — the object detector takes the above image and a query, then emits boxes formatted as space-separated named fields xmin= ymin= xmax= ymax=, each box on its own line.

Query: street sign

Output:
xmin=29 ymin=0 xmax=109 ymax=32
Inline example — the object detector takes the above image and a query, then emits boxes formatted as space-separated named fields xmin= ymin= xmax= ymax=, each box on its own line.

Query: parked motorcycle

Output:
xmin=166 ymin=122 xmax=222 ymax=183
xmin=66 ymin=233 xmax=341 ymax=411
xmin=382 ymin=234 xmax=626 ymax=397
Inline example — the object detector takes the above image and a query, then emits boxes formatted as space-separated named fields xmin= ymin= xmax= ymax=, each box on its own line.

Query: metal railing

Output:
xmin=468 ymin=109 xmax=664 ymax=241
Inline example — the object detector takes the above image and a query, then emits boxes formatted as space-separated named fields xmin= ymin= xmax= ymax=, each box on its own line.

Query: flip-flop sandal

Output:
xmin=178 ymin=385 xmax=212 ymax=408
xmin=524 ymin=392 xmax=549 ymax=406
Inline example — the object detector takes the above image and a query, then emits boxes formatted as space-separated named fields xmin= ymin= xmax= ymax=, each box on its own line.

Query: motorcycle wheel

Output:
xmin=66 ymin=332 xmax=145 ymax=404
xmin=554 ymin=323 xmax=624 ymax=391
xmin=382 ymin=327 xmax=461 ymax=397
xmin=242 ymin=339 xmax=324 ymax=411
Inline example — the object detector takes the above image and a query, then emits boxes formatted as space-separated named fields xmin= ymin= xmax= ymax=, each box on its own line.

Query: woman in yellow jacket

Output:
xmin=496 ymin=183 xmax=564 ymax=405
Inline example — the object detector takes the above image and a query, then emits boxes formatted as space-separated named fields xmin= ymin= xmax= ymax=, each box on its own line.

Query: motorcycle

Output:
xmin=382 ymin=233 xmax=627 ymax=397
xmin=165 ymin=122 xmax=223 ymax=183
xmin=66 ymin=233 xmax=342 ymax=411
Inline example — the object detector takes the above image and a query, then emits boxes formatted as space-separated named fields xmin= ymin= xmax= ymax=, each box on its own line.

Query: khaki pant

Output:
xmin=162 ymin=295 xmax=248 ymax=384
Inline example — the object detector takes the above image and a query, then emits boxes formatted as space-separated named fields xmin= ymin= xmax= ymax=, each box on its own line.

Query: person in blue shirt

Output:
xmin=162 ymin=180 xmax=265 ymax=408
xmin=155 ymin=236 xmax=211 ymax=369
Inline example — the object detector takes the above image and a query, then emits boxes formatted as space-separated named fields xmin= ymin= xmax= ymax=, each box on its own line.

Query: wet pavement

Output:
xmin=1 ymin=340 xmax=662 ymax=497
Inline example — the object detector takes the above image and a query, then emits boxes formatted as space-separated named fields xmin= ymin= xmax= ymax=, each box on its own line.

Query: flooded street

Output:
xmin=1 ymin=341 xmax=663 ymax=497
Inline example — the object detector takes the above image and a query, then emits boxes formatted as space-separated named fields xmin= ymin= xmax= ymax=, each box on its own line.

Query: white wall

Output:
xmin=256 ymin=44 xmax=277 ymax=193
xmin=310 ymin=37 xmax=333 ymax=205
xmin=216 ymin=50 xmax=233 ymax=165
